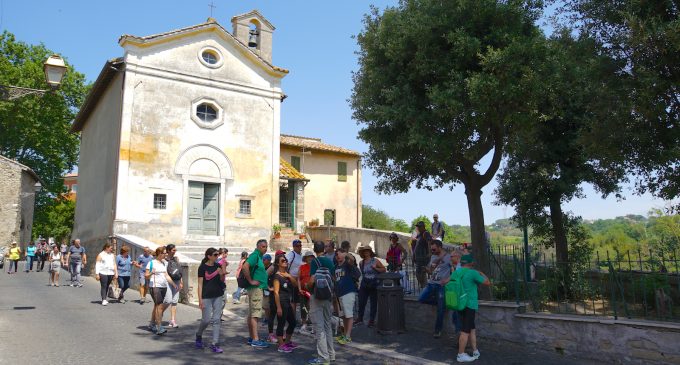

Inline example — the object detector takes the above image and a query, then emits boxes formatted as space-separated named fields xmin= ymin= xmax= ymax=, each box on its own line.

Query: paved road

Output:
xmin=0 ymin=270 xmax=388 ymax=365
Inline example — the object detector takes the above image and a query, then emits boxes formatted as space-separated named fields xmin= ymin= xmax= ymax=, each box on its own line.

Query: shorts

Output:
xmin=247 ymin=288 xmax=263 ymax=318
xmin=338 ymin=292 xmax=356 ymax=319
xmin=291 ymin=288 xmax=301 ymax=304
xmin=139 ymin=275 xmax=148 ymax=286
xmin=164 ymin=281 xmax=180 ymax=305
xmin=262 ymin=292 xmax=271 ymax=310
xmin=458 ymin=307 xmax=476 ymax=333
xmin=151 ymin=287 xmax=167 ymax=305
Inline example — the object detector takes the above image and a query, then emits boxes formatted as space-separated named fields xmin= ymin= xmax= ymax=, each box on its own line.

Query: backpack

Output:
xmin=237 ymin=256 xmax=258 ymax=289
xmin=445 ymin=268 xmax=470 ymax=311
xmin=312 ymin=258 xmax=334 ymax=300
xmin=167 ymin=258 xmax=182 ymax=281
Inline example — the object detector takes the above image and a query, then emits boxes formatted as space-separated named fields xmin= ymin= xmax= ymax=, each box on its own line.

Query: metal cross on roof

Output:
xmin=208 ymin=1 xmax=217 ymax=17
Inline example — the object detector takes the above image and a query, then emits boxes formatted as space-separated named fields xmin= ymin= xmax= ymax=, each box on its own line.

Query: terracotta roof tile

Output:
xmin=279 ymin=157 xmax=307 ymax=181
xmin=280 ymin=134 xmax=361 ymax=156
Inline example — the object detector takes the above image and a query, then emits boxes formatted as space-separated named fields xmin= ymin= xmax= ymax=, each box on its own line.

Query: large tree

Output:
xmin=555 ymin=0 xmax=680 ymax=207
xmin=495 ymin=30 xmax=629 ymax=271
xmin=0 ymin=31 xmax=88 ymax=194
xmin=351 ymin=0 xmax=544 ymax=274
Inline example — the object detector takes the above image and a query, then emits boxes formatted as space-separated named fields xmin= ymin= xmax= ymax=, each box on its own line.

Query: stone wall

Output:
xmin=404 ymin=297 xmax=680 ymax=364
xmin=0 ymin=158 xmax=37 ymax=250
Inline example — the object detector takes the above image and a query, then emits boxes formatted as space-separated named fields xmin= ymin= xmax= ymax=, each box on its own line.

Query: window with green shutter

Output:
xmin=291 ymin=156 xmax=301 ymax=171
xmin=337 ymin=161 xmax=347 ymax=182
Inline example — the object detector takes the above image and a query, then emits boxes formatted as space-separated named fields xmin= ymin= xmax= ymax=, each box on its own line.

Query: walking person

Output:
xmin=25 ymin=241 xmax=37 ymax=272
xmin=95 ymin=243 xmax=118 ymax=306
xmin=195 ymin=247 xmax=227 ymax=353
xmin=232 ymin=251 xmax=249 ymax=304
xmin=412 ymin=221 xmax=432 ymax=289
xmin=7 ymin=242 xmax=20 ymax=274
xmin=145 ymin=246 xmax=176 ymax=335
xmin=48 ymin=244 xmax=63 ymax=286
xmin=455 ymin=254 xmax=491 ymax=363
xmin=418 ymin=239 xmax=452 ymax=338
xmin=163 ymin=244 xmax=184 ymax=327
xmin=272 ymin=254 xmax=299 ymax=353
xmin=241 ymin=239 xmax=269 ymax=348
xmin=66 ymin=239 xmax=87 ymax=287
xmin=116 ymin=245 xmax=133 ymax=303
xmin=306 ymin=241 xmax=336 ymax=365
xmin=356 ymin=243 xmax=386 ymax=328
xmin=134 ymin=247 xmax=153 ymax=304
xmin=36 ymin=239 xmax=49 ymax=272
xmin=334 ymin=247 xmax=360 ymax=345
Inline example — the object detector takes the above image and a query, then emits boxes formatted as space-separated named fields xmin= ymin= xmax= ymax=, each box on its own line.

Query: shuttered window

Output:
xmin=337 ymin=161 xmax=347 ymax=182
xmin=291 ymin=156 xmax=301 ymax=171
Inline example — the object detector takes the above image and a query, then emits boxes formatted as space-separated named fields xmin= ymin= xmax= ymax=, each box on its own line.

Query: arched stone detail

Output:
xmin=174 ymin=144 xmax=233 ymax=179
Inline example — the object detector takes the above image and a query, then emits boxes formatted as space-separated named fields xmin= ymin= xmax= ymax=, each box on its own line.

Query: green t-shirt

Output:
xmin=310 ymin=256 xmax=335 ymax=275
xmin=246 ymin=250 xmax=267 ymax=289
xmin=460 ymin=268 xmax=485 ymax=310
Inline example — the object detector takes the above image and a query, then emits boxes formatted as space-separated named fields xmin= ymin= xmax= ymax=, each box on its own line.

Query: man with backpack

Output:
xmin=305 ymin=241 xmax=335 ymax=365
xmin=241 ymin=239 xmax=270 ymax=348
xmin=162 ymin=244 xmax=183 ymax=328
xmin=451 ymin=254 xmax=491 ymax=363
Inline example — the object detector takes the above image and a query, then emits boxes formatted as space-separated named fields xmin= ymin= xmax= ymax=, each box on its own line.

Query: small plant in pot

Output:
xmin=272 ymin=224 xmax=282 ymax=239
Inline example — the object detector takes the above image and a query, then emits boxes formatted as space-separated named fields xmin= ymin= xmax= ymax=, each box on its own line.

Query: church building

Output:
xmin=71 ymin=10 xmax=361 ymax=250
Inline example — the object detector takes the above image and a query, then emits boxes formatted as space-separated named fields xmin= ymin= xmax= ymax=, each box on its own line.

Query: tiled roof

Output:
xmin=280 ymin=134 xmax=361 ymax=156
xmin=279 ymin=158 xmax=307 ymax=181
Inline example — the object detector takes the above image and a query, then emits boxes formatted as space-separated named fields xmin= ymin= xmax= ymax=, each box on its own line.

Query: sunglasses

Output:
xmin=279 ymin=258 xmax=288 ymax=263
xmin=211 ymin=253 xmax=219 ymax=257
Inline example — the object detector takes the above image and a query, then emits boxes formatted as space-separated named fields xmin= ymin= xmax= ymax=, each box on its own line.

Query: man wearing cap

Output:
xmin=286 ymin=240 xmax=304 ymax=317
xmin=454 ymin=254 xmax=491 ymax=362
xmin=431 ymin=214 xmax=444 ymax=241
xmin=412 ymin=221 xmax=432 ymax=289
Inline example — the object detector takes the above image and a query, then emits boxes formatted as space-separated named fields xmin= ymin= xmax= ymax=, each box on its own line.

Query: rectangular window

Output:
xmin=239 ymin=199 xmax=252 ymax=216
xmin=71 ymin=184 xmax=78 ymax=193
xmin=153 ymin=194 xmax=167 ymax=210
xmin=337 ymin=161 xmax=347 ymax=182
xmin=291 ymin=156 xmax=301 ymax=171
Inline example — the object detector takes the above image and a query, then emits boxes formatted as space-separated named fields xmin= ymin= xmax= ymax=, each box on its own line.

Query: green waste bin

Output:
xmin=376 ymin=272 xmax=405 ymax=334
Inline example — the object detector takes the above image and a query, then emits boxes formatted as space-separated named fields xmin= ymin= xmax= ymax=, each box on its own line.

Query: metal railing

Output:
xmin=487 ymin=245 xmax=680 ymax=322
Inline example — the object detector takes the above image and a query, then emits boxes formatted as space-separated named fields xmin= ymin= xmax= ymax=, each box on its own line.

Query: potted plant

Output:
xmin=309 ymin=218 xmax=319 ymax=227
xmin=272 ymin=224 xmax=282 ymax=239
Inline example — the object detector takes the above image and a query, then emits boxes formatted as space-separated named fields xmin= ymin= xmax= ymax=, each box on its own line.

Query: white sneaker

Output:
xmin=457 ymin=353 xmax=475 ymax=363
xmin=472 ymin=350 xmax=480 ymax=359
xmin=102 ymin=300 xmax=108 ymax=306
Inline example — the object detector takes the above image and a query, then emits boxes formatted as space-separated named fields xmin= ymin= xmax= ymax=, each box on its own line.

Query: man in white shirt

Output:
xmin=286 ymin=239 xmax=304 ymax=315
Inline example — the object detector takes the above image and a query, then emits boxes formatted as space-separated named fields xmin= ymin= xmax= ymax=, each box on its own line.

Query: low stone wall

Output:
xmin=404 ymin=297 xmax=680 ymax=364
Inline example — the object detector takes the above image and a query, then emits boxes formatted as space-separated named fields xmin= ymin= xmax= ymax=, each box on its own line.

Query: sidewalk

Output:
xmin=224 ymin=297 xmax=604 ymax=365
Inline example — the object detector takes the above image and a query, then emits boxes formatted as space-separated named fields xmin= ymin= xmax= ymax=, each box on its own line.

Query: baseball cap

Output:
xmin=263 ymin=254 xmax=272 ymax=261
xmin=460 ymin=254 xmax=475 ymax=265
xmin=292 ymin=239 xmax=302 ymax=246
xmin=303 ymin=250 xmax=314 ymax=257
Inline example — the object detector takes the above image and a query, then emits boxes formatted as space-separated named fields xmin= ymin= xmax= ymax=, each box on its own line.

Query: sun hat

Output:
xmin=302 ymin=250 xmax=315 ymax=257
xmin=356 ymin=242 xmax=374 ymax=255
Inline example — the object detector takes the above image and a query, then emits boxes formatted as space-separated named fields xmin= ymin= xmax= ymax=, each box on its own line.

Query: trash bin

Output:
xmin=376 ymin=272 xmax=406 ymax=334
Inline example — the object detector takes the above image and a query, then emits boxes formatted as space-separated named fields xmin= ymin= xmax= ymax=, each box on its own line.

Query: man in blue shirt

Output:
xmin=306 ymin=241 xmax=336 ymax=365
xmin=133 ymin=247 xmax=153 ymax=303
xmin=334 ymin=247 xmax=360 ymax=345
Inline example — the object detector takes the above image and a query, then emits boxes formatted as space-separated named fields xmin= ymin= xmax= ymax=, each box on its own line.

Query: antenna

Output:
xmin=208 ymin=1 xmax=217 ymax=17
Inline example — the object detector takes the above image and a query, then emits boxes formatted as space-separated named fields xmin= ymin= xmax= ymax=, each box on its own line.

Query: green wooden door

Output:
xmin=186 ymin=182 xmax=219 ymax=235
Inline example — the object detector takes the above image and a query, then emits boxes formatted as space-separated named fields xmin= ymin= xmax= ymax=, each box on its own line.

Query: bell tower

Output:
xmin=231 ymin=10 xmax=275 ymax=64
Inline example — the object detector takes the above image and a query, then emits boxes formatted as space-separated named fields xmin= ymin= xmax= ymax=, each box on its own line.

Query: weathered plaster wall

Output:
xmin=0 ymin=161 xmax=32 ymax=248
xmin=18 ymin=171 xmax=37 ymax=245
xmin=72 ymin=72 xmax=123 ymax=254
xmin=281 ymin=148 xmax=361 ymax=228
xmin=114 ymin=32 xmax=282 ymax=245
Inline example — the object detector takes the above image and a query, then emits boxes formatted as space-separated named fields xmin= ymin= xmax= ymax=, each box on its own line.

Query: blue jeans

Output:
xmin=69 ymin=262 xmax=82 ymax=285
xmin=418 ymin=283 xmax=446 ymax=332
xmin=25 ymin=256 xmax=36 ymax=271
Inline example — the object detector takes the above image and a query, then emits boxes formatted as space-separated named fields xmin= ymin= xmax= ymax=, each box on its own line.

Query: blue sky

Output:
xmin=1 ymin=0 xmax=671 ymax=225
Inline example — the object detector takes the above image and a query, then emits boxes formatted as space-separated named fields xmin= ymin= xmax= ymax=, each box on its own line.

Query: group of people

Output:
xmin=4 ymin=239 xmax=88 ymax=287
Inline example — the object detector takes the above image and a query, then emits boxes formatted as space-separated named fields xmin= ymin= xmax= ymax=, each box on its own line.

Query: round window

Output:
xmin=196 ymin=103 xmax=218 ymax=122
xmin=201 ymin=50 xmax=219 ymax=65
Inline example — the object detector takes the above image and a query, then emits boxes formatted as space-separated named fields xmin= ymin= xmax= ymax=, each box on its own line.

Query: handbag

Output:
xmin=108 ymin=280 xmax=121 ymax=299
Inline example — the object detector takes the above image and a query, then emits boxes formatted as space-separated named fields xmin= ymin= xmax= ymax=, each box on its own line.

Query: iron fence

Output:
xmin=487 ymin=245 xmax=680 ymax=322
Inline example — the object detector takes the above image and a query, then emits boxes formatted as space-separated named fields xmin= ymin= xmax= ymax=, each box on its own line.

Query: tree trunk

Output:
xmin=549 ymin=194 xmax=570 ymax=297
xmin=465 ymin=186 xmax=491 ymax=299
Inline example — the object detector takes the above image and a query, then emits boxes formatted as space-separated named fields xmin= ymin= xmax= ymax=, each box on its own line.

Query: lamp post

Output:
xmin=0 ymin=55 xmax=67 ymax=100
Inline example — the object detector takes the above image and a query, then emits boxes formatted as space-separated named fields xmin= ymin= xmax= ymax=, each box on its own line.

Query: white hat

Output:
xmin=303 ymin=250 xmax=315 ymax=257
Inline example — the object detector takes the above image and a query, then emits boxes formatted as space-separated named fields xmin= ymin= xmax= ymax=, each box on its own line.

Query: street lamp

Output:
xmin=33 ymin=182 xmax=42 ymax=193
xmin=0 ymin=54 xmax=67 ymax=100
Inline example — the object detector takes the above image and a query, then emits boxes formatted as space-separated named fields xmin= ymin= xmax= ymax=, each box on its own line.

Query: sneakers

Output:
xmin=473 ymin=350 xmax=480 ymax=359
xmin=287 ymin=341 xmax=300 ymax=349
xmin=210 ymin=344 xmax=223 ymax=353
xmin=168 ymin=320 xmax=178 ymax=328
xmin=299 ymin=325 xmax=314 ymax=335
xmin=457 ymin=353 xmax=476 ymax=363
xmin=337 ymin=336 xmax=352 ymax=345
xmin=308 ymin=358 xmax=330 ymax=365
xmin=101 ymin=300 xmax=108 ymax=306
xmin=353 ymin=320 xmax=364 ymax=327
xmin=433 ymin=331 xmax=441 ymax=338
xmin=77 ymin=283 xmax=83 ymax=287
xmin=247 ymin=338 xmax=253 ymax=345
xmin=334 ymin=335 xmax=343 ymax=342
xmin=195 ymin=336 xmax=204 ymax=349
xmin=277 ymin=343 xmax=293 ymax=353
xmin=156 ymin=326 xmax=167 ymax=335
xmin=250 ymin=339 xmax=269 ymax=348
xmin=267 ymin=334 xmax=278 ymax=343
xmin=69 ymin=283 xmax=74 ymax=287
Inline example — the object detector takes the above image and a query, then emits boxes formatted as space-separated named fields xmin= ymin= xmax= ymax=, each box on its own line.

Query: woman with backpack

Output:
xmin=195 ymin=247 xmax=227 ymax=353
xmin=145 ymin=246 xmax=177 ymax=335
xmin=272 ymin=253 xmax=299 ymax=353
xmin=232 ymin=251 xmax=249 ymax=304
xmin=356 ymin=244 xmax=386 ymax=328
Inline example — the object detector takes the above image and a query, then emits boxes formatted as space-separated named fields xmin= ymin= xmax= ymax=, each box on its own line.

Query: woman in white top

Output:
xmin=48 ymin=245 xmax=64 ymax=286
xmin=95 ymin=243 xmax=118 ymax=306
xmin=145 ymin=246 xmax=177 ymax=335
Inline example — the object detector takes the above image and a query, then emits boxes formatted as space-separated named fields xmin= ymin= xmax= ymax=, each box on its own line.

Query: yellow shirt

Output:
xmin=9 ymin=247 xmax=20 ymax=260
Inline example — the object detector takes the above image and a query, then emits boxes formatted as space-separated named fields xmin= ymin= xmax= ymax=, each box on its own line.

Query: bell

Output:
xmin=248 ymin=30 xmax=258 ymax=48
